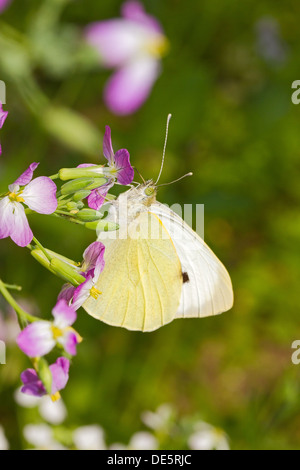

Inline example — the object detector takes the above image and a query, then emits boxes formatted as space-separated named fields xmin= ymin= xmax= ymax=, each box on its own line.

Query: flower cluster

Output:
xmin=58 ymin=241 xmax=106 ymax=310
xmin=85 ymin=1 xmax=168 ymax=115
xmin=77 ymin=125 xmax=134 ymax=210
xmin=0 ymin=163 xmax=58 ymax=247
xmin=8 ymin=399 xmax=230 ymax=450
xmin=0 ymin=118 xmax=134 ymax=401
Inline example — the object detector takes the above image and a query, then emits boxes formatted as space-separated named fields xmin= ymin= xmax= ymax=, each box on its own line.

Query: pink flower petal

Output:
xmin=93 ymin=253 xmax=105 ymax=282
xmin=52 ymin=299 xmax=77 ymax=328
xmin=17 ymin=321 xmax=55 ymax=357
xmin=114 ymin=149 xmax=134 ymax=185
xmin=82 ymin=241 xmax=106 ymax=279
xmin=82 ymin=241 xmax=105 ymax=273
xmin=121 ymin=1 xmax=163 ymax=33
xmin=9 ymin=202 xmax=33 ymax=247
xmin=0 ymin=102 xmax=8 ymax=128
xmin=22 ymin=177 xmax=57 ymax=214
xmin=50 ymin=357 xmax=70 ymax=394
xmin=72 ymin=277 xmax=94 ymax=311
xmin=77 ymin=163 xmax=97 ymax=168
xmin=85 ymin=19 xmax=148 ymax=68
xmin=20 ymin=369 xmax=46 ymax=397
xmin=103 ymin=126 xmax=114 ymax=164
xmin=58 ymin=331 xmax=78 ymax=356
xmin=14 ymin=163 xmax=39 ymax=186
xmin=0 ymin=0 xmax=12 ymax=14
xmin=0 ymin=196 xmax=14 ymax=240
xmin=104 ymin=56 xmax=160 ymax=115
xmin=57 ymin=284 xmax=76 ymax=304
xmin=87 ymin=181 xmax=114 ymax=210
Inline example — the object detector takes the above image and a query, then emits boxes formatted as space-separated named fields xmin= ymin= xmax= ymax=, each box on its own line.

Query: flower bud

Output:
xmin=61 ymin=178 xmax=95 ymax=195
xmin=36 ymin=357 xmax=52 ymax=395
xmin=76 ymin=209 xmax=103 ymax=222
xmin=59 ymin=167 xmax=105 ymax=181
xmin=31 ymin=249 xmax=78 ymax=272
xmin=50 ymin=259 xmax=86 ymax=286
xmin=66 ymin=202 xmax=79 ymax=211
xmin=72 ymin=190 xmax=91 ymax=202
xmin=85 ymin=220 xmax=119 ymax=231
xmin=31 ymin=249 xmax=84 ymax=285
xmin=86 ymin=178 xmax=108 ymax=190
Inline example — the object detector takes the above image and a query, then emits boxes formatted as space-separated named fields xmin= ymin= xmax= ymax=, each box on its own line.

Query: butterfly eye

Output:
xmin=145 ymin=187 xmax=155 ymax=197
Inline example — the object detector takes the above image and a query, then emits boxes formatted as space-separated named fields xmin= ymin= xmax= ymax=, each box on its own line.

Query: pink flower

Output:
xmin=0 ymin=102 xmax=8 ymax=129
xmin=0 ymin=163 xmax=57 ymax=247
xmin=20 ymin=357 xmax=70 ymax=400
xmin=0 ymin=0 xmax=12 ymax=14
xmin=85 ymin=1 xmax=168 ymax=115
xmin=80 ymin=126 xmax=134 ymax=210
xmin=58 ymin=241 xmax=105 ymax=310
xmin=0 ymin=102 xmax=8 ymax=156
xmin=17 ymin=300 xmax=81 ymax=357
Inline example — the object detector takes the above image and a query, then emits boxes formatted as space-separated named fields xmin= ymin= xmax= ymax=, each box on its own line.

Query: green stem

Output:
xmin=32 ymin=237 xmax=52 ymax=263
xmin=54 ymin=211 xmax=85 ymax=225
xmin=0 ymin=279 xmax=37 ymax=328
xmin=49 ymin=174 xmax=59 ymax=180
xmin=2 ymin=283 xmax=22 ymax=291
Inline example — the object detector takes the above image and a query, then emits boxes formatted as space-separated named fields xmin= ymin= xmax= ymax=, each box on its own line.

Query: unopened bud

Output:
xmin=66 ymin=202 xmax=79 ymax=211
xmin=50 ymin=258 xmax=86 ymax=286
xmin=73 ymin=190 xmax=91 ymax=202
xmin=61 ymin=178 xmax=95 ymax=195
xmin=36 ymin=357 xmax=52 ymax=395
xmin=59 ymin=167 xmax=105 ymax=181
xmin=76 ymin=209 xmax=102 ymax=222
xmin=85 ymin=220 xmax=119 ymax=231
xmin=86 ymin=178 xmax=108 ymax=190
xmin=31 ymin=248 xmax=79 ymax=274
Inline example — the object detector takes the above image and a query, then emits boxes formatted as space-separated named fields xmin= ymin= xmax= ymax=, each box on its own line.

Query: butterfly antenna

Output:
xmin=134 ymin=167 xmax=146 ymax=184
xmin=156 ymin=113 xmax=172 ymax=185
xmin=157 ymin=172 xmax=193 ymax=187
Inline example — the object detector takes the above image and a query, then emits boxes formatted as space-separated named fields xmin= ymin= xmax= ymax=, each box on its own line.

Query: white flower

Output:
xmin=188 ymin=421 xmax=230 ymax=451
xmin=39 ymin=397 xmax=67 ymax=425
xmin=141 ymin=403 xmax=173 ymax=431
xmin=0 ymin=426 xmax=9 ymax=450
xmin=73 ymin=425 xmax=106 ymax=450
xmin=109 ymin=442 xmax=127 ymax=450
xmin=14 ymin=388 xmax=67 ymax=425
xmin=23 ymin=424 xmax=66 ymax=450
xmin=129 ymin=431 xmax=158 ymax=450
xmin=14 ymin=388 xmax=40 ymax=408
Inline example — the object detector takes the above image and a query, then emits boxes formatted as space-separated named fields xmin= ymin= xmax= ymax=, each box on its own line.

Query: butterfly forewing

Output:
xmin=149 ymin=202 xmax=234 ymax=318
xmin=83 ymin=212 xmax=182 ymax=332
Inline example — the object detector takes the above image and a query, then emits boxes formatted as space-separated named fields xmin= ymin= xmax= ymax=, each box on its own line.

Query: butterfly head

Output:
xmin=134 ymin=179 xmax=157 ymax=206
xmin=143 ymin=180 xmax=157 ymax=198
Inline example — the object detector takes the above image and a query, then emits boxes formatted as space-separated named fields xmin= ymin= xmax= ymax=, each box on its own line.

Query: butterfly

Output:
xmin=83 ymin=116 xmax=233 ymax=331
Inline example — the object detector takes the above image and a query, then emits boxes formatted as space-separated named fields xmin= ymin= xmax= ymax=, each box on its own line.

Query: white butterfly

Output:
xmin=83 ymin=117 xmax=233 ymax=331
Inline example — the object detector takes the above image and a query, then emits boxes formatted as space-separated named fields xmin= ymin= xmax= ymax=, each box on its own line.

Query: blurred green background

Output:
xmin=1 ymin=0 xmax=300 ymax=450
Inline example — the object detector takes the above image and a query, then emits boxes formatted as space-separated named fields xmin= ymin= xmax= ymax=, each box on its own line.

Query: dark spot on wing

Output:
xmin=182 ymin=272 xmax=190 ymax=283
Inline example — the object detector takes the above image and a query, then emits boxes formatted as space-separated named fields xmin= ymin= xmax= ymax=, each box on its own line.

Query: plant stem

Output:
xmin=54 ymin=211 xmax=86 ymax=225
xmin=49 ymin=174 xmax=59 ymax=180
xmin=32 ymin=237 xmax=52 ymax=262
xmin=0 ymin=279 xmax=37 ymax=328
xmin=2 ymin=283 xmax=22 ymax=291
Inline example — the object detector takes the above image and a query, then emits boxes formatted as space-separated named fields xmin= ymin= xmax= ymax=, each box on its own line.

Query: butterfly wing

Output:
xmin=149 ymin=202 xmax=233 ymax=318
xmin=83 ymin=211 xmax=182 ymax=332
